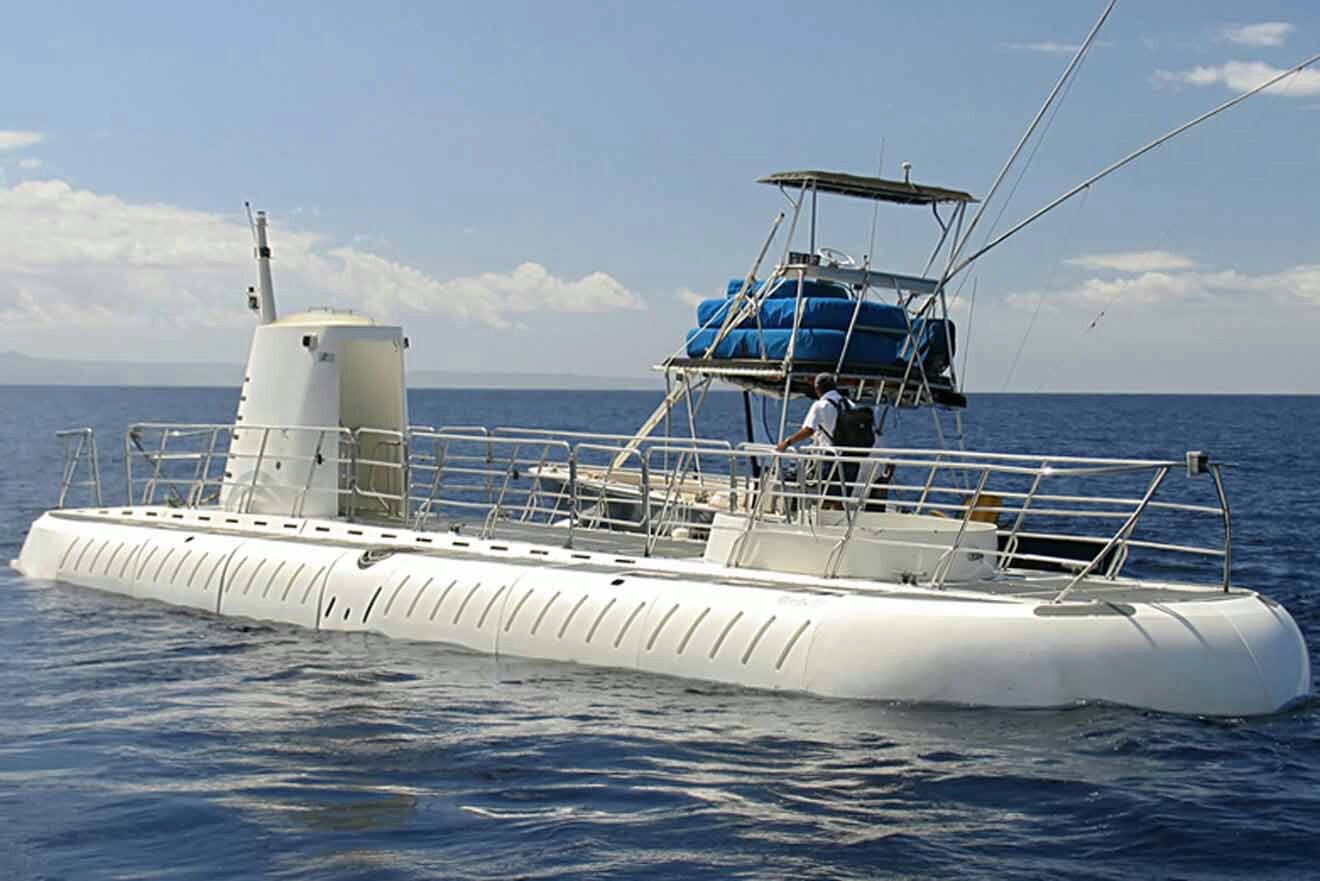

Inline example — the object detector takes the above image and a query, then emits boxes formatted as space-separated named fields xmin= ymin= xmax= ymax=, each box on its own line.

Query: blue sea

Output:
xmin=2 ymin=387 xmax=1318 ymax=880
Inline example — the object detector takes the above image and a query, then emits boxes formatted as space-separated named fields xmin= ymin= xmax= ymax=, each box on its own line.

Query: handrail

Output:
xmin=1051 ymin=466 xmax=1170 ymax=603
xmin=51 ymin=420 xmax=1233 ymax=591
xmin=56 ymin=428 xmax=102 ymax=508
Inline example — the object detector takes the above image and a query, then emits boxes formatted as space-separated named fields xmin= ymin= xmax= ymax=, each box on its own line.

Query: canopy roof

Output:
xmin=758 ymin=170 xmax=977 ymax=206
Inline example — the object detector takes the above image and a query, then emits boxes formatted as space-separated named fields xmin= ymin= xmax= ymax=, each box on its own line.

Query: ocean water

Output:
xmin=1 ymin=387 xmax=1318 ymax=880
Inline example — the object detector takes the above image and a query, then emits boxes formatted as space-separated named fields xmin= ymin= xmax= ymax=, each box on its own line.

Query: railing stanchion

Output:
xmin=125 ymin=428 xmax=134 ymax=506
xmin=931 ymin=466 xmax=991 ymax=589
xmin=566 ymin=450 xmax=578 ymax=549
xmin=1053 ymin=466 xmax=1169 ymax=604
xmin=246 ymin=429 xmax=272 ymax=515
xmin=639 ymin=457 xmax=652 ymax=556
xmin=1211 ymin=463 xmax=1232 ymax=592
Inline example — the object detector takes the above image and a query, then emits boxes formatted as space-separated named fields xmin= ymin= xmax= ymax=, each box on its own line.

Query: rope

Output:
xmin=959 ymin=279 xmax=977 ymax=391
xmin=1029 ymin=61 xmax=1304 ymax=393
xmin=952 ymin=52 xmax=1088 ymax=308
xmin=1002 ymin=184 xmax=1091 ymax=391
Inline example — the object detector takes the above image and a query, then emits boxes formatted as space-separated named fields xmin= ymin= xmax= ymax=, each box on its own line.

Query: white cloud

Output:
xmin=16 ymin=157 xmax=42 ymax=169
xmin=674 ymin=287 xmax=707 ymax=308
xmin=1066 ymin=250 xmax=1197 ymax=273
xmin=1220 ymin=22 xmax=1294 ymax=48
xmin=1003 ymin=41 xmax=1081 ymax=55
xmin=0 ymin=179 xmax=643 ymax=330
xmin=1153 ymin=60 xmax=1320 ymax=97
xmin=1008 ymin=263 xmax=1320 ymax=312
xmin=0 ymin=131 xmax=43 ymax=151
xmin=312 ymin=250 xmax=643 ymax=329
xmin=1002 ymin=40 xmax=1113 ymax=55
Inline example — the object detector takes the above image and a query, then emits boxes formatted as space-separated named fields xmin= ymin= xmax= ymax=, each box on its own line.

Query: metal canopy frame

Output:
xmin=619 ymin=170 xmax=974 ymax=465
xmin=758 ymin=170 xmax=978 ymax=206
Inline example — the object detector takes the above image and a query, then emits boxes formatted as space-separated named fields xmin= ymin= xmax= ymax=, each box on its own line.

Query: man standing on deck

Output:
xmin=776 ymin=372 xmax=851 ymax=454
xmin=776 ymin=372 xmax=890 ymax=507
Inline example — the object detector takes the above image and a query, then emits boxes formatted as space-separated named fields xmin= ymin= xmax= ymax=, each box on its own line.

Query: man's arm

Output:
xmin=776 ymin=426 xmax=814 ymax=452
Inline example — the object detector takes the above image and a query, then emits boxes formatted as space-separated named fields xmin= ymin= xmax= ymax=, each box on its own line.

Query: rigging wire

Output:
xmin=1028 ymin=63 xmax=1304 ymax=394
xmin=950 ymin=51 xmax=1088 ymax=309
xmin=947 ymin=50 xmax=1320 ymax=283
xmin=1002 ymin=184 xmax=1092 ymax=391
xmin=1030 ymin=223 xmax=1174 ymax=393
xmin=864 ymin=139 xmax=886 ymax=269
xmin=947 ymin=0 xmax=1116 ymax=276
xmin=958 ymin=278 xmax=978 ymax=391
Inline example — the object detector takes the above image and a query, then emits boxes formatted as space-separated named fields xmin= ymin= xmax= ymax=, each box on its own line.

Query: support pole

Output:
xmin=254 ymin=211 xmax=278 ymax=324
xmin=742 ymin=390 xmax=762 ymax=479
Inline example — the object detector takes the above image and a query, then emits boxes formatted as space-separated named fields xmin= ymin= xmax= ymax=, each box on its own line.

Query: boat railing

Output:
xmin=125 ymin=423 xmax=360 ymax=516
xmin=407 ymin=429 xmax=578 ymax=541
xmin=491 ymin=427 xmax=735 ymax=490
xmin=58 ymin=424 xmax=1233 ymax=594
xmin=730 ymin=443 xmax=1231 ymax=595
xmin=56 ymin=428 xmax=103 ymax=509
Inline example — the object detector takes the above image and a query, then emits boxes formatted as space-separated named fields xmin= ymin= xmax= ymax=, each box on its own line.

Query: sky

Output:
xmin=1 ymin=0 xmax=1318 ymax=392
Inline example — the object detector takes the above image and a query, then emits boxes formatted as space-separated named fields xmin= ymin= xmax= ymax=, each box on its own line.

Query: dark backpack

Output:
xmin=826 ymin=395 xmax=875 ymax=448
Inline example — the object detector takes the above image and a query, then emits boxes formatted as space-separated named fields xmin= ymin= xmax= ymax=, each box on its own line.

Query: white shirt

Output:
xmin=802 ymin=389 xmax=846 ymax=446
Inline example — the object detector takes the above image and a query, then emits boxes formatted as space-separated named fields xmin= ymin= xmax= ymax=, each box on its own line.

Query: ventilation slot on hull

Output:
xmin=557 ymin=595 xmax=589 ymax=639
xmin=187 ymin=553 xmax=211 ymax=588
xmin=170 ymin=550 xmax=193 ymax=585
xmin=135 ymin=545 xmax=160 ymax=581
xmin=428 ymin=580 xmax=459 ymax=622
xmin=153 ymin=548 xmax=176 ymax=583
xmin=676 ymin=608 xmax=711 ymax=656
xmin=280 ymin=563 xmax=308 ymax=602
xmin=585 ymin=598 xmax=617 ymax=645
xmin=87 ymin=540 xmax=113 ymax=574
xmin=476 ymin=586 xmax=507 ymax=630
xmin=261 ymin=561 xmax=287 ymax=599
xmin=74 ymin=539 xmax=100 ymax=573
xmin=709 ymin=611 xmax=744 ymax=660
xmin=646 ymin=604 xmax=681 ymax=652
xmin=530 ymin=591 xmax=562 ymax=636
xmin=405 ymin=577 xmax=436 ymax=619
xmin=362 ymin=586 xmax=383 ymax=623
xmin=614 ymin=602 xmax=647 ymax=649
xmin=58 ymin=537 xmax=84 ymax=571
xmin=452 ymin=583 xmax=483 ymax=626
xmin=505 ymin=588 xmax=536 ymax=632
xmin=102 ymin=542 xmax=127 ymax=576
xmin=382 ymin=575 xmax=411 ymax=616
xmin=242 ymin=560 xmax=267 ymax=596
xmin=299 ymin=568 xmax=324 ymax=606
xmin=741 ymin=616 xmax=777 ymax=665
xmin=775 ymin=620 xmax=812 ymax=671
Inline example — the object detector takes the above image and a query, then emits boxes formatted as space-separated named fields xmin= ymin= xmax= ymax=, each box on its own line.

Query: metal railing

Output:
xmin=408 ymin=430 xmax=577 ymax=541
xmin=51 ymin=422 xmax=1234 ymax=596
xmin=56 ymin=428 xmax=103 ymax=508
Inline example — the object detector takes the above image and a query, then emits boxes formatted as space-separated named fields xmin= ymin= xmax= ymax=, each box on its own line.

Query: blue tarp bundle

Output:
xmin=685 ymin=323 xmax=954 ymax=372
xmin=696 ymin=296 xmax=910 ymax=336
xmin=724 ymin=278 xmax=849 ymax=300
xmin=685 ymin=277 xmax=955 ymax=373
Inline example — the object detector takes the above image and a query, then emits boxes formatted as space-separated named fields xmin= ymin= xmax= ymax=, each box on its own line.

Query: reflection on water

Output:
xmin=3 ymin=573 xmax=1317 ymax=880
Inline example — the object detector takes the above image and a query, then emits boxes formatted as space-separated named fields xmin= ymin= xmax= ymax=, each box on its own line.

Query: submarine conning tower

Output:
xmin=219 ymin=211 xmax=408 ymax=520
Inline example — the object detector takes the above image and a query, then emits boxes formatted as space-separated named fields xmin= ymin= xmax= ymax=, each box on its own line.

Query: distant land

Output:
xmin=0 ymin=351 xmax=660 ymax=390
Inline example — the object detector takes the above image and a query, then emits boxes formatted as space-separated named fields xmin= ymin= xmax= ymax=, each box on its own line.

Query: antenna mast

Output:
xmin=246 ymin=203 xmax=278 ymax=324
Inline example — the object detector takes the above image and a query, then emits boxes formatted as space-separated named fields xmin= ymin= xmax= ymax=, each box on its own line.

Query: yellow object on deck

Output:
xmin=970 ymin=493 xmax=1003 ymax=525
